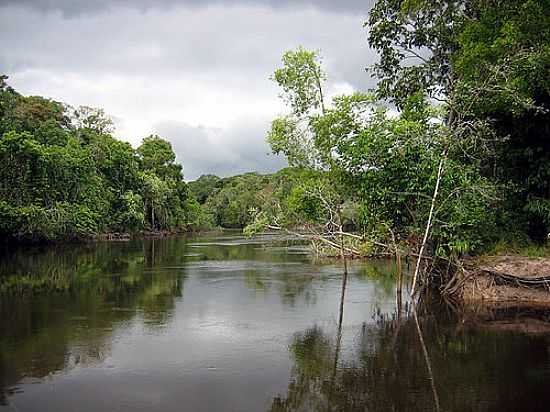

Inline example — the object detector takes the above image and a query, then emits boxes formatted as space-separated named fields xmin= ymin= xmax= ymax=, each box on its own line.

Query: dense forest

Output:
xmin=1 ymin=0 xmax=549 ymax=273
xmin=0 ymin=73 xmax=314 ymax=241
xmin=0 ymin=75 xmax=191 ymax=241
xmin=242 ymin=0 xmax=550 ymax=268
xmin=187 ymin=168 xmax=319 ymax=230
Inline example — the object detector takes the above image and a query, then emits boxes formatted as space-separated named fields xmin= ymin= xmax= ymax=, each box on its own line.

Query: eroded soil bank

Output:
xmin=460 ymin=256 xmax=550 ymax=309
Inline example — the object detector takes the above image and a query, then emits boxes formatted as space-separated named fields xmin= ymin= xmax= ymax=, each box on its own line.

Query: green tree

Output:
xmin=137 ymin=135 xmax=183 ymax=180
xmin=188 ymin=174 xmax=221 ymax=204
xmin=70 ymin=105 xmax=115 ymax=135
xmin=272 ymin=46 xmax=326 ymax=116
xmin=366 ymin=0 xmax=550 ymax=244
xmin=0 ymin=78 xmax=190 ymax=241
xmin=366 ymin=0 xmax=464 ymax=111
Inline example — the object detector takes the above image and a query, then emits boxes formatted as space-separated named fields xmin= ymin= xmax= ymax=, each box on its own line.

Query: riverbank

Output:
xmin=94 ymin=228 xmax=193 ymax=241
xmin=458 ymin=255 xmax=550 ymax=309
xmin=1 ymin=227 xmax=216 ymax=245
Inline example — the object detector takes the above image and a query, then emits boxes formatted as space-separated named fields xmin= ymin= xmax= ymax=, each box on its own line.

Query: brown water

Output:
xmin=0 ymin=233 xmax=549 ymax=411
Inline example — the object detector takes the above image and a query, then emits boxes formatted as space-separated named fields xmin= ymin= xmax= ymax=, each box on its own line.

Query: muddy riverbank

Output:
xmin=460 ymin=256 xmax=550 ymax=309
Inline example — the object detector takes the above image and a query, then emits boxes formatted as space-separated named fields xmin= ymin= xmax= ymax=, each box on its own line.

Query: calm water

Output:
xmin=1 ymin=233 xmax=549 ymax=411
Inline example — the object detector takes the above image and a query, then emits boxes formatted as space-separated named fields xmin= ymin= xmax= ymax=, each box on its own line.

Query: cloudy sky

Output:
xmin=0 ymin=0 xmax=377 ymax=180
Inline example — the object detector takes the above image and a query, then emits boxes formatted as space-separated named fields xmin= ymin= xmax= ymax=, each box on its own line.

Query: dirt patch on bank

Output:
xmin=482 ymin=317 xmax=550 ymax=334
xmin=461 ymin=255 xmax=550 ymax=309
xmin=478 ymin=255 xmax=550 ymax=278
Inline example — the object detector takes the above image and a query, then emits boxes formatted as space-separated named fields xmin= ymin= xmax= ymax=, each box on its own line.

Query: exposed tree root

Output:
xmin=475 ymin=267 xmax=550 ymax=290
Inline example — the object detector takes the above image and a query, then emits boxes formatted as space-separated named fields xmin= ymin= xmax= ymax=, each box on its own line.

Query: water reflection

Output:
xmin=0 ymin=234 xmax=549 ymax=411
xmin=271 ymin=302 xmax=550 ymax=411
xmin=0 ymin=238 xmax=189 ymax=406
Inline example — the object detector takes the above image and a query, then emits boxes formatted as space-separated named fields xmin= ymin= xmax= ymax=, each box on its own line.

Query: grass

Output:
xmin=482 ymin=239 xmax=550 ymax=258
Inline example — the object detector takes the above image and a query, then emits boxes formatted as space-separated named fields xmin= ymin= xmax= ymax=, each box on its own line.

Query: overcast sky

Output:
xmin=0 ymin=0 xmax=377 ymax=180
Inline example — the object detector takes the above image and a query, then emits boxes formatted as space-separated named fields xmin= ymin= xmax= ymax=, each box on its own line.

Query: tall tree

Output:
xmin=137 ymin=135 xmax=183 ymax=180
xmin=367 ymin=0 xmax=550 ymax=241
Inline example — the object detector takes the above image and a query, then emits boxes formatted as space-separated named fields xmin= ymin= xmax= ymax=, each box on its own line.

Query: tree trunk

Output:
xmin=411 ymin=148 xmax=448 ymax=296
xmin=151 ymin=201 xmax=155 ymax=229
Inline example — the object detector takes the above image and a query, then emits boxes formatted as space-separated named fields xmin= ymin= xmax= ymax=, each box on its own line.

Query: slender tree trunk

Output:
xmin=316 ymin=75 xmax=326 ymax=115
xmin=413 ymin=308 xmax=441 ymax=412
xmin=396 ymin=250 xmax=403 ymax=312
xmin=151 ymin=201 xmax=155 ymax=229
xmin=336 ymin=215 xmax=348 ymax=327
xmin=339 ymin=228 xmax=348 ymax=326
xmin=328 ymin=235 xmax=348 ymax=411
xmin=411 ymin=148 xmax=448 ymax=296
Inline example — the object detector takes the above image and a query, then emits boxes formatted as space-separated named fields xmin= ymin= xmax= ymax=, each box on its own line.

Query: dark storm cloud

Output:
xmin=0 ymin=0 xmax=373 ymax=16
xmin=155 ymin=119 xmax=287 ymax=180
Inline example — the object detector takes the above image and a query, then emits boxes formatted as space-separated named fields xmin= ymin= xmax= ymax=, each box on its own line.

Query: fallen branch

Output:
xmin=476 ymin=267 xmax=550 ymax=290
xmin=266 ymin=225 xmax=363 ymax=256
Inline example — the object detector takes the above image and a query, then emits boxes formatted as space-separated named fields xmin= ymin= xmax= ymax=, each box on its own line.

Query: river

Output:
xmin=0 ymin=232 xmax=549 ymax=411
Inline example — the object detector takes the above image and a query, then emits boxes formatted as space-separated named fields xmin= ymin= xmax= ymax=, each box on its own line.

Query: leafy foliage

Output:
xmin=189 ymin=170 xmax=308 ymax=229
xmin=366 ymin=0 xmax=550 ymax=244
xmin=271 ymin=47 xmax=326 ymax=116
xmin=253 ymin=44 xmax=503 ymax=258
xmin=0 ymin=78 xmax=190 ymax=241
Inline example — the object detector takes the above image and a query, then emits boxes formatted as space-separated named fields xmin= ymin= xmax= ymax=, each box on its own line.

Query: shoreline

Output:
xmin=1 ymin=228 xmax=223 ymax=246
xmin=456 ymin=255 xmax=550 ymax=310
xmin=4 ymin=231 xmax=550 ymax=311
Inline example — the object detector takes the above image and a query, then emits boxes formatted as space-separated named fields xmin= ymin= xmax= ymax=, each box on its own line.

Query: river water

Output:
xmin=0 ymin=233 xmax=549 ymax=411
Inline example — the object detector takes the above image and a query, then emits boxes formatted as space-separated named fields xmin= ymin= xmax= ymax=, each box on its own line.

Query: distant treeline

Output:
xmin=0 ymin=74 xmax=312 ymax=242
xmin=0 ymin=76 xmax=191 ymax=241
xmin=187 ymin=168 xmax=322 ymax=230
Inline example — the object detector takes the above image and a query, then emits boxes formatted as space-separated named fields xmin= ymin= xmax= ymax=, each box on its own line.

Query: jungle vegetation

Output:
xmin=1 ymin=0 xmax=549 ymax=275
xmin=242 ymin=0 xmax=550 ymax=291
xmin=0 ymin=75 xmax=191 ymax=241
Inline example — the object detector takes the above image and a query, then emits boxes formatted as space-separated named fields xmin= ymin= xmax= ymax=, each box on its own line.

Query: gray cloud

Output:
xmin=0 ymin=5 xmax=377 ymax=90
xmin=0 ymin=1 xmax=379 ymax=178
xmin=0 ymin=7 xmax=374 ymax=81
xmin=155 ymin=118 xmax=287 ymax=180
xmin=1 ymin=0 xmax=373 ymax=16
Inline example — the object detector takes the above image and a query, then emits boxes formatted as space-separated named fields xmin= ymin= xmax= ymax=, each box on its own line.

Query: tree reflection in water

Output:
xmin=2 ymin=235 xmax=550 ymax=411
xmin=0 ymin=238 xmax=187 ymax=404
xmin=271 ymin=278 xmax=550 ymax=412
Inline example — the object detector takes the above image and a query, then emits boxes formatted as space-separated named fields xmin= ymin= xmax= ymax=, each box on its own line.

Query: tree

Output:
xmin=114 ymin=191 xmax=145 ymax=232
xmin=2 ymin=94 xmax=70 ymax=135
xmin=268 ymin=47 xmax=328 ymax=169
xmin=366 ymin=0 xmax=464 ymax=110
xmin=0 ymin=78 xmax=190 ymax=241
xmin=0 ymin=75 xmax=9 ymax=91
xmin=70 ymin=105 xmax=114 ymax=135
xmin=137 ymin=135 xmax=182 ymax=180
xmin=453 ymin=0 xmax=550 ymax=240
xmin=367 ymin=0 xmax=550 ymax=245
xmin=272 ymin=46 xmax=326 ymax=116
xmin=188 ymin=174 xmax=221 ymax=204
xmin=363 ymin=0 xmax=550 ymax=294
xmin=254 ymin=44 xmax=502 ymax=291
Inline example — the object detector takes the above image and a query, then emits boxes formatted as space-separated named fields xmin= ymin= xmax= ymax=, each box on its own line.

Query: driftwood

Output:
xmin=266 ymin=225 xmax=364 ymax=257
xmin=476 ymin=267 xmax=550 ymax=290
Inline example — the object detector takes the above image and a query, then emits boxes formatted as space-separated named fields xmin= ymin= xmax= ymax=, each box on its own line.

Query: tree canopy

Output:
xmin=0 ymin=79 xmax=191 ymax=241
